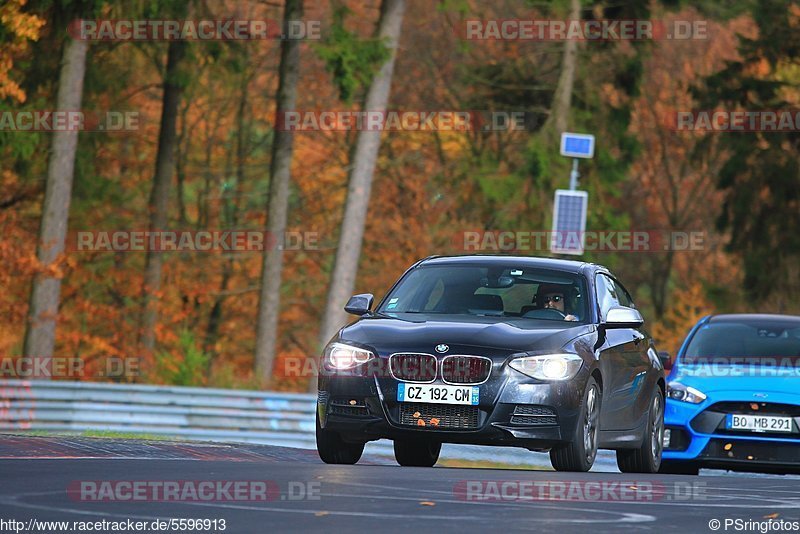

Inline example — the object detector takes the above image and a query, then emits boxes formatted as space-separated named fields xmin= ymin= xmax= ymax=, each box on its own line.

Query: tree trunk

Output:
xmin=543 ymin=0 xmax=580 ymax=136
xmin=254 ymin=0 xmax=305 ymax=384
xmin=313 ymin=0 xmax=406 ymax=392
xmin=139 ymin=39 xmax=186 ymax=357
xmin=22 ymin=38 xmax=89 ymax=362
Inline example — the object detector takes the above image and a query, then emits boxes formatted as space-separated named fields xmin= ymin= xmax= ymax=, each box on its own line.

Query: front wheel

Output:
xmin=617 ymin=388 xmax=664 ymax=473
xmin=550 ymin=377 xmax=601 ymax=472
xmin=316 ymin=412 xmax=364 ymax=465
xmin=393 ymin=437 xmax=441 ymax=467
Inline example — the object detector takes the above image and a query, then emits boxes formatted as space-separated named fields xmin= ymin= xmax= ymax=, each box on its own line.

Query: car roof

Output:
xmin=418 ymin=255 xmax=597 ymax=274
xmin=709 ymin=314 xmax=800 ymax=325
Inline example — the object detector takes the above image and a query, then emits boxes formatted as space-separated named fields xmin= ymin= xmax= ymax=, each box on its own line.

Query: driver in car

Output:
xmin=535 ymin=283 xmax=579 ymax=322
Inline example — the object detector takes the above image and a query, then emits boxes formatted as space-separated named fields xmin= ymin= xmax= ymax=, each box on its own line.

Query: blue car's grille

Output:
xmin=702 ymin=439 xmax=800 ymax=466
xmin=709 ymin=401 xmax=800 ymax=417
xmin=692 ymin=401 xmax=800 ymax=437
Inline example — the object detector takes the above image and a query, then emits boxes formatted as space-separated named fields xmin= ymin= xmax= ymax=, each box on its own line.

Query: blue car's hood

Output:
xmin=669 ymin=364 xmax=800 ymax=396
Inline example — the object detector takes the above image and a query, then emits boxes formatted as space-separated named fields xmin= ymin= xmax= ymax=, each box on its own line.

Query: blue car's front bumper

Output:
xmin=663 ymin=389 xmax=800 ymax=472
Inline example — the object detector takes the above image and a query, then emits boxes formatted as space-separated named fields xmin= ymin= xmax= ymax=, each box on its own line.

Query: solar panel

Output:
xmin=550 ymin=189 xmax=588 ymax=255
xmin=560 ymin=132 xmax=595 ymax=158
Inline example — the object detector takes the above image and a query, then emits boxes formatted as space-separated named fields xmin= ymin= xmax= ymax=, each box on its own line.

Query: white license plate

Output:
xmin=726 ymin=414 xmax=793 ymax=433
xmin=397 ymin=383 xmax=479 ymax=405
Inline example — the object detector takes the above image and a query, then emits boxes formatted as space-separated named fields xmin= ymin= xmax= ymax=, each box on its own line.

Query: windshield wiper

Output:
xmin=369 ymin=310 xmax=397 ymax=319
xmin=395 ymin=310 xmax=449 ymax=314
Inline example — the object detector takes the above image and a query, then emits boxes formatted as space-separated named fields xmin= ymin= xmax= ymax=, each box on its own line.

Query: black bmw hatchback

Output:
xmin=316 ymin=255 xmax=665 ymax=472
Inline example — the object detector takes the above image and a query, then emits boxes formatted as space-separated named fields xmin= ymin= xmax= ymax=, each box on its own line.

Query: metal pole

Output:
xmin=569 ymin=158 xmax=579 ymax=190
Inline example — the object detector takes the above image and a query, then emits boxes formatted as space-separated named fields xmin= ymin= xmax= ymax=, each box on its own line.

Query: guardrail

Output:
xmin=0 ymin=379 xmax=618 ymax=467
xmin=0 ymin=379 xmax=318 ymax=450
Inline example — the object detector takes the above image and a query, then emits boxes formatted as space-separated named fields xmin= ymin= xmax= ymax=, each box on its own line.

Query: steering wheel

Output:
xmin=522 ymin=308 xmax=566 ymax=320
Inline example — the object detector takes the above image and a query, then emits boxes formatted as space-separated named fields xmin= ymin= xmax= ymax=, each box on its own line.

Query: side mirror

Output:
xmin=344 ymin=293 xmax=374 ymax=316
xmin=658 ymin=351 xmax=673 ymax=371
xmin=604 ymin=306 xmax=644 ymax=329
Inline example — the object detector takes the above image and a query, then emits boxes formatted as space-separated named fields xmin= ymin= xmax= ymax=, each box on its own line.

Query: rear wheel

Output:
xmin=659 ymin=461 xmax=700 ymax=476
xmin=393 ymin=437 xmax=442 ymax=467
xmin=316 ymin=412 xmax=364 ymax=465
xmin=550 ymin=377 xmax=600 ymax=472
xmin=617 ymin=388 xmax=664 ymax=473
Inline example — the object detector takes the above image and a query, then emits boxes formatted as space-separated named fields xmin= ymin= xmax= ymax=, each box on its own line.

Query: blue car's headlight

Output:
xmin=509 ymin=353 xmax=583 ymax=381
xmin=667 ymin=381 xmax=707 ymax=404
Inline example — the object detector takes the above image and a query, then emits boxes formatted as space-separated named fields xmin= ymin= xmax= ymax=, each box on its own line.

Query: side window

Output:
xmin=611 ymin=278 xmax=634 ymax=308
xmin=595 ymin=274 xmax=620 ymax=320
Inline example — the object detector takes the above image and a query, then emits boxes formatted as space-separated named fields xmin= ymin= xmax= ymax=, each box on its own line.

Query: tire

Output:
xmin=617 ymin=387 xmax=665 ymax=473
xmin=393 ymin=437 xmax=442 ymax=467
xmin=659 ymin=461 xmax=700 ymax=476
xmin=316 ymin=412 xmax=364 ymax=465
xmin=550 ymin=377 xmax=601 ymax=472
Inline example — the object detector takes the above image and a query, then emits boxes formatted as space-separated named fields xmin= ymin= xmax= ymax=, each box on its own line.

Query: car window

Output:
xmin=423 ymin=279 xmax=444 ymax=311
xmin=611 ymin=278 xmax=634 ymax=308
xmin=475 ymin=283 xmax=537 ymax=313
xmin=684 ymin=321 xmax=800 ymax=363
xmin=379 ymin=264 xmax=588 ymax=322
xmin=595 ymin=274 xmax=620 ymax=320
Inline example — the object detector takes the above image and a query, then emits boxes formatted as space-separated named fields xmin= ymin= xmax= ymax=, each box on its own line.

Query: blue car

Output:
xmin=660 ymin=314 xmax=800 ymax=475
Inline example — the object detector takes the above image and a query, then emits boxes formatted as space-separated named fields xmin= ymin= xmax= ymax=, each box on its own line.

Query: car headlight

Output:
xmin=324 ymin=342 xmax=375 ymax=370
xmin=667 ymin=381 xmax=707 ymax=404
xmin=508 ymin=353 xmax=583 ymax=381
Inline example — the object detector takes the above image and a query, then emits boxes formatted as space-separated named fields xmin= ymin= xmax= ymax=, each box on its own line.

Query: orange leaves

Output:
xmin=651 ymin=283 xmax=715 ymax=356
xmin=0 ymin=0 xmax=44 ymax=103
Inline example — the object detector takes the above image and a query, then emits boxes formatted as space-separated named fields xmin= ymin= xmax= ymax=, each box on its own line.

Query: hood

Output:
xmin=669 ymin=364 xmax=800 ymax=396
xmin=339 ymin=314 xmax=593 ymax=355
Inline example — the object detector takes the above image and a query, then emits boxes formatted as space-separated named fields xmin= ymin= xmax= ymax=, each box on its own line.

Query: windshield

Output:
xmin=378 ymin=264 xmax=588 ymax=323
xmin=683 ymin=320 xmax=800 ymax=366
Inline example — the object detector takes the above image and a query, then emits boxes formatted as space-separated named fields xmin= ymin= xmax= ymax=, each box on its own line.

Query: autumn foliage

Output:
xmin=1 ymin=1 xmax=797 ymax=390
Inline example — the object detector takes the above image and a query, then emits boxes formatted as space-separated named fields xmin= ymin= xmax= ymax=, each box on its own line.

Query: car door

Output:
xmin=596 ymin=273 xmax=641 ymax=431
xmin=609 ymin=276 xmax=652 ymax=427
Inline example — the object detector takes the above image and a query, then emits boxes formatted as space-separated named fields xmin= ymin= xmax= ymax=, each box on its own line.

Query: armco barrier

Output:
xmin=0 ymin=379 xmax=618 ymax=468
xmin=0 ymin=379 xmax=318 ymax=449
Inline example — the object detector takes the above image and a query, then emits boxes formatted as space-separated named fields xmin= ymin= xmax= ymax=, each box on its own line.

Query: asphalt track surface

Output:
xmin=1 ymin=436 xmax=799 ymax=533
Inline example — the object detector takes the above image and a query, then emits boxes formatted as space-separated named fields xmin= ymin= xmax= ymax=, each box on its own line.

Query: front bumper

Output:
xmin=663 ymin=393 xmax=800 ymax=472
xmin=317 ymin=362 xmax=589 ymax=450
